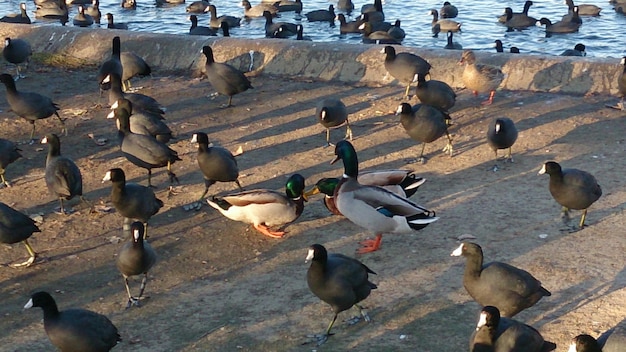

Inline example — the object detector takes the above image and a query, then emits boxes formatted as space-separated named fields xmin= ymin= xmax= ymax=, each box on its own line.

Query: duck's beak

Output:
xmin=302 ymin=186 xmax=321 ymax=201
xmin=330 ymin=155 xmax=340 ymax=165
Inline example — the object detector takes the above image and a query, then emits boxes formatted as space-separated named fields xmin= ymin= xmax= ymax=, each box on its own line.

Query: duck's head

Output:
xmin=303 ymin=177 xmax=340 ymax=199
xmin=285 ymin=173 xmax=307 ymax=201
xmin=569 ymin=334 xmax=601 ymax=352
xmin=538 ymin=161 xmax=561 ymax=176
xmin=476 ymin=306 xmax=500 ymax=330
xmin=331 ymin=140 xmax=359 ymax=178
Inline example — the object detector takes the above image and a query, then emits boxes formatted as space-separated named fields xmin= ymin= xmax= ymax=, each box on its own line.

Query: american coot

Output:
xmin=562 ymin=5 xmax=583 ymax=24
xmin=469 ymin=306 xmax=557 ymax=352
xmin=0 ymin=202 xmax=39 ymax=267
xmin=263 ymin=10 xmax=297 ymax=36
xmin=459 ymin=50 xmax=505 ymax=105
xmin=337 ymin=0 xmax=354 ymax=13
xmin=0 ymin=138 xmax=21 ymax=187
xmin=330 ymin=141 xmax=439 ymax=253
xmin=189 ymin=14 xmax=217 ymax=36
xmin=206 ymin=174 xmax=306 ymax=238
xmin=429 ymin=9 xmax=462 ymax=35
xmin=315 ymin=98 xmax=353 ymax=146
xmin=498 ymin=0 xmax=534 ymax=23
xmin=451 ymin=242 xmax=551 ymax=317
xmin=113 ymin=106 xmax=180 ymax=190
xmin=274 ymin=0 xmax=303 ymax=13
xmin=336 ymin=14 xmax=363 ymax=34
xmin=0 ymin=3 xmax=31 ymax=24
xmin=440 ymin=1 xmax=458 ymax=18
xmin=502 ymin=6 xmax=537 ymax=29
xmin=494 ymin=40 xmax=505 ymax=53
xmin=187 ymin=0 xmax=210 ymax=13
xmin=120 ymin=51 xmax=152 ymax=90
xmin=107 ymin=72 xmax=165 ymax=115
xmin=359 ymin=22 xmax=401 ymax=45
xmin=304 ymin=170 xmax=426 ymax=216
xmin=396 ymin=103 xmax=453 ymax=163
xmin=3 ymin=37 xmax=32 ymax=79
xmin=414 ymin=73 xmax=456 ymax=112
xmin=201 ymin=46 xmax=253 ymax=107
xmin=97 ymin=36 xmax=123 ymax=92
xmin=560 ymin=43 xmax=586 ymax=56
xmin=121 ymin=0 xmax=136 ymax=9
xmin=305 ymin=5 xmax=335 ymax=23
xmin=72 ymin=5 xmax=93 ymax=27
xmin=207 ymin=5 xmax=241 ymax=29
xmin=538 ymin=161 xmax=602 ymax=229
xmin=570 ymin=325 xmax=626 ymax=352
xmin=360 ymin=0 xmax=384 ymax=23
xmin=35 ymin=0 xmax=68 ymax=23
xmin=242 ymin=0 xmax=278 ymax=18
xmin=0 ymin=74 xmax=66 ymax=140
xmin=387 ymin=19 xmax=405 ymax=40
xmin=220 ymin=21 xmax=231 ymax=37
xmin=295 ymin=24 xmax=312 ymax=41
xmin=305 ymin=243 xmax=377 ymax=346
xmin=102 ymin=168 xmax=164 ymax=238
xmin=86 ymin=0 xmax=101 ymax=23
xmin=191 ymin=132 xmax=242 ymax=202
xmin=510 ymin=47 xmax=520 ymax=54
xmin=24 ymin=291 xmax=121 ymax=352
xmin=538 ymin=17 xmax=581 ymax=34
xmin=565 ymin=0 xmax=601 ymax=16
xmin=444 ymin=31 xmax=462 ymax=50
xmin=487 ymin=117 xmax=518 ymax=171
xmin=117 ymin=221 xmax=157 ymax=309
xmin=381 ymin=46 xmax=432 ymax=99
xmin=106 ymin=13 xmax=128 ymax=29
xmin=107 ymin=98 xmax=172 ymax=144
xmin=42 ymin=134 xmax=88 ymax=214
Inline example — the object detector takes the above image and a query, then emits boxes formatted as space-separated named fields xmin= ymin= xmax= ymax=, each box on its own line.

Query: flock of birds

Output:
xmin=0 ymin=1 xmax=625 ymax=351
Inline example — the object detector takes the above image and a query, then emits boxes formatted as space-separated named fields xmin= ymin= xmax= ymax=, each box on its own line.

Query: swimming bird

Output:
xmin=24 ymin=291 xmax=121 ymax=352
xmin=97 ymin=36 xmax=123 ymax=93
xmin=0 ymin=73 xmax=65 ymax=141
xmin=459 ymin=50 xmax=505 ymax=105
xmin=337 ymin=0 xmax=354 ymax=13
xmin=415 ymin=73 xmax=456 ymax=112
xmin=360 ymin=0 xmax=384 ymax=23
xmin=381 ymin=46 xmax=432 ymax=99
xmin=451 ymin=242 xmax=551 ymax=317
xmin=242 ymin=0 xmax=278 ymax=18
xmin=0 ymin=138 xmax=21 ymax=188
xmin=305 ymin=5 xmax=335 ymax=23
xmin=429 ymin=8 xmax=461 ymax=36
xmin=263 ymin=10 xmax=297 ymax=37
xmin=42 ymin=134 xmax=88 ymax=214
xmin=306 ymin=243 xmax=377 ymax=346
xmin=336 ymin=14 xmax=363 ymax=34
xmin=86 ymin=0 xmax=101 ymax=23
xmin=191 ymin=132 xmax=242 ymax=202
xmin=565 ymin=0 xmax=601 ymax=16
xmin=274 ymin=0 xmax=302 ymax=13
xmin=396 ymin=103 xmax=453 ymax=163
xmin=502 ymin=6 xmax=537 ymax=29
xmin=206 ymin=174 xmax=306 ymax=238
xmin=538 ymin=17 xmax=581 ymax=34
xmin=187 ymin=0 xmax=210 ymax=13
xmin=35 ymin=0 xmax=68 ymax=23
xmin=121 ymin=0 xmax=136 ymax=9
xmin=117 ymin=221 xmax=157 ymax=309
xmin=387 ymin=19 xmax=406 ymax=40
xmin=440 ymin=1 xmax=458 ymax=18
xmin=189 ymin=14 xmax=217 ymax=36
xmin=316 ymin=98 xmax=352 ymax=146
xmin=487 ymin=117 xmax=518 ymax=171
xmin=113 ymin=106 xmax=180 ymax=190
xmin=538 ymin=161 xmax=602 ymax=230
xmin=444 ymin=31 xmax=462 ymax=50
xmin=207 ymin=5 xmax=241 ymax=29
xmin=107 ymin=98 xmax=172 ymax=144
xmin=330 ymin=140 xmax=439 ymax=253
xmin=102 ymin=168 xmax=164 ymax=238
xmin=359 ymin=22 xmax=401 ymax=44
xmin=469 ymin=306 xmax=557 ymax=351
xmin=562 ymin=5 xmax=583 ymax=24
xmin=106 ymin=13 xmax=128 ymax=29
xmin=498 ymin=1 xmax=535 ymax=23
xmin=201 ymin=45 xmax=253 ymax=107
xmin=304 ymin=170 xmax=426 ymax=216
xmin=560 ymin=43 xmax=586 ymax=56
xmin=3 ymin=37 xmax=32 ymax=80
xmin=0 ymin=202 xmax=39 ymax=267
xmin=73 ymin=5 xmax=93 ymax=27
xmin=0 ymin=3 xmax=31 ymax=24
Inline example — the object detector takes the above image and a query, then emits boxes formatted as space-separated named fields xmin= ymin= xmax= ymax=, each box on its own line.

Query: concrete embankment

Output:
xmin=0 ymin=23 xmax=622 ymax=96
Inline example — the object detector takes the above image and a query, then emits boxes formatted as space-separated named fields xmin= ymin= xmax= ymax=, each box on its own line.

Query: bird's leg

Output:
xmin=357 ymin=234 xmax=383 ymax=254
xmin=223 ymin=96 xmax=233 ymax=108
xmin=416 ymin=143 xmax=427 ymax=164
xmin=253 ymin=224 xmax=285 ymax=238
xmin=10 ymin=240 xmax=37 ymax=268
xmin=143 ymin=222 xmax=149 ymax=239
xmin=167 ymin=161 xmax=180 ymax=196
xmin=442 ymin=131 xmax=453 ymax=157
xmin=58 ymin=198 xmax=67 ymax=215
xmin=505 ymin=147 xmax=514 ymax=163
xmin=403 ymin=84 xmax=411 ymax=100
xmin=578 ymin=209 xmax=589 ymax=229
xmin=137 ymin=272 xmax=150 ymax=302
xmin=197 ymin=179 xmax=213 ymax=203
xmin=344 ymin=119 xmax=353 ymax=141
xmin=492 ymin=150 xmax=500 ymax=172
xmin=325 ymin=128 xmax=332 ymax=147
xmin=123 ymin=277 xmax=138 ymax=309
xmin=80 ymin=195 xmax=95 ymax=213
xmin=234 ymin=179 xmax=243 ymax=192
xmin=0 ymin=174 xmax=11 ymax=188
xmin=561 ymin=206 xmax=572 ymax=226
xmin=29 ymin=122 xmax=36 ymax=144
xmin=55 ymin=112 xmax=67 ymax=136
xmin=481 ymin=91 xmax=496 ymax=105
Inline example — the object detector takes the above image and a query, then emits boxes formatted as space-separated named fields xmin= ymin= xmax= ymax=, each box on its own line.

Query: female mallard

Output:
xmin=330 ymin=141 xmax=438 ymax=253
xmin=206 ymin=174 xmax=306 ymax=238
xmin=304 ymin=170 xmax=426 ymax=216
xmin=459 ymin=50 xmax=505 ymax=106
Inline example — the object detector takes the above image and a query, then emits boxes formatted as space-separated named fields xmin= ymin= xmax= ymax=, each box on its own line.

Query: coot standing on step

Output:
xmin=201 ymin=45 xmax=253 ymax=108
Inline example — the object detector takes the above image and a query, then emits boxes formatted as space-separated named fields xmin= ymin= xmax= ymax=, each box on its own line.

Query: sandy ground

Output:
xmin=0 ymin=59 xmax=625 ymax=352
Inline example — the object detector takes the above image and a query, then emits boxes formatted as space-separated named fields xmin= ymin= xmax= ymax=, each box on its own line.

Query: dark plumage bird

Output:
xmin=42 ymin=134 xmax=86 ymax=214
xmin=191 ymin=132 xmax=242 ymax=201
xmin=106 ymin=13 xmax=128 ymax=29
xmin=86 ymin=0 xmax=101 ymax=23
xmin=570 ymin=327 xmax=626 ymax=352
xmin=264 ymin=10 xmax=297 ymax=37
xmin=0 ymin=2 xmax=31 ymax=24
xmin=117 ymin=221 xmax=157 ymax=309
xmin=274 ymin=0 xmax=303 ymax=13
xmin=97 ymin=36 xmax=123 ymax=93
xmin=538 ymin=161 xmax=602 ymax=229
xmin=562 ymin=5 xmax=583 ymax=24
xmin=618 ymin=57 xmax=626 ymax=109
xmin=35 ymin=0 xmax=68 ymax=23
xmin=107 ymin=98 xmax=172 ymax=144
xmin=539 ymin=17 xmax=580 ymax=33
xmin=387 ymin=19 xmax=406 ymax=40
xmin=440 ymin=1 xmax=458 ymax=18
xmin=121 ymin=0 xmax=136 ymax=9
xmin=0 ymin=202 xmax=39 ymax=267
xmin=565 ymin=0 xmax=601 ymax=16
xmin=396 ymin=102 xmax=452 ymax=163
xmin=242 ymin=0 xmax=278 ymax=18
xmin=469 ymin=306 xmax=557 ymax=352
xmin=107 ymin=72 xmax=165 ymax=115
xmin=207 ymin=5 xmax=241 ymax=29
xmin=451 ymin=242 xmax=551 ymax=317
xmin=0 ymin=73 xmax=65 ymax=140
xmin=112 ymin=107 xmax=180 ymax=189
xmin=102 ymin=168 xmax=164 ymax=237
xmin=381 ymin=46 xmax=431 ymax=99
xmin=189 ymin=14 xmax=217 ymax=36
xmin=0 ymin=138 xmax=21 ymax=187
xmin=487 ymin=117 xmax=518 ymax=171
xmin=3 ymin=37 xmax=32 ymax=79
xmin=220 ymin=21 xmax=231 ymax=37
xmin=337 ymin=14 xmax=363 ymax=34
xmin=510 ymin=47 xmax=520 ymax=54
xmin=415 ymin=73 xmax=456 ymax=112
xmin=306 ymin=243 xmax=377 ymax=346
xmin=359 ymin=22 xmax=400 ymax=44
xmin=502 ymin=6 xmax=537 ymax=29
xmin=498 ymin=0 xmax=535 ymax=23
xmin=560 ymin=43 xmax=586 ymax=56
xmin=201 ymin=45 xmax=253 ymax=108
xmin=360 ymin=0 xmax=384 ymax=23
xmin=444 ymin=31 xmax=462 ymax=50
xmin=120 ymin=52 xmax=152 ymax=90
xmin=24 ymin=291 xmax=121 ymax=352
xmin=315 ymin=98 xmax=352 ymax=146
xmin=73 ymin=5 xmax=93 ymax=27
xmin=305 ymin=5 xmax=335 ymax=22
xmin=337 ymin=0 xmax=354 ymax=13
xmin=187 ymin=0 xmax=210 ymax=13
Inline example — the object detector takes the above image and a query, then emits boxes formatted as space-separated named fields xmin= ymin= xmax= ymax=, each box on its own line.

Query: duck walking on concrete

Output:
xmin=487 ymin=117 xmax=518 ymax=171
xmin=396 ymin=102 xmax=453 ymax=163
xmin=381 ymin=46 xmax=431 ymax=99
xmin=316 ymin=98 xmax=353 ymax=146
xmin=0 ymin=202 xmax=39 ymax=267
xmin=117 ymin=221 xmax=157 ymax=309
xmin=201 ymin=45 xmax=253 ymax=108
xmin=191 ymin=132 xmax=242 ymax=202
xmin=459 ymin=50 xmax=505 ymax=106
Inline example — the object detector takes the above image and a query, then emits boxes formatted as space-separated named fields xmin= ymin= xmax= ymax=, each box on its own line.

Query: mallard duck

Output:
xmin=316 ymin=98 xmax=352 ymax=146
xmin=538 ymin=161 xmax=602 ymax=229
xmin=459 ymin=50 xmax=505 ymax=105
xmin=396 ymin=103 xmax=453 ymax=163
xmin=0 ymin=138 xmax=21 ymax=187
xmin=0 ymin=202 xmax=39 ymax=267
xmin=381 ymin=46 xmax=431 ymax=99
xmin=498 ymin=0 xmax=534 ymax=23
xmin=538 ymin=17 xmax=581 ymax=34
xmin=428 ymin=8 xmax=461 ymax=36
xmin=117 ymin=222 xmax=157 ymax=309
xmin=487 ymin=117 xmax=518 ymax=171
xmin=304 ymin=170 xmax=426 ymax=216
xmin=206 ymin=174 xmax=306 ymax=238
xmin=330 ymin=141 xmax=438 ymax=253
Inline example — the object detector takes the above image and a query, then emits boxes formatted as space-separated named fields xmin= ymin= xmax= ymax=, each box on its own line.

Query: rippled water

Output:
xmin=1 ymin=0 xmax=625 ymax=58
